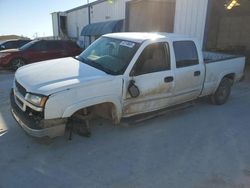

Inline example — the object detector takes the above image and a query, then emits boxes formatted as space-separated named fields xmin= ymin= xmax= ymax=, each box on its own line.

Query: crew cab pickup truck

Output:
xmin=10 ymin=33 xmax=245 ymax=138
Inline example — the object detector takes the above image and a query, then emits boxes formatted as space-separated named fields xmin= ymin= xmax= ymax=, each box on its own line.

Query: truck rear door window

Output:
xmin=173 ymin=41 xmax=199 ymax=68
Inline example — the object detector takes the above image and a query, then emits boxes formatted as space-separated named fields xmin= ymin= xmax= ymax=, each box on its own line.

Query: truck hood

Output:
xmin=15 ymin=57 xmax=112 ymax=95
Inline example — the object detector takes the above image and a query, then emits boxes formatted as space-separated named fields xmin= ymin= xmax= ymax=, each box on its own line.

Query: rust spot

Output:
xmin=124 ymin=84 xmax=171 ymax=115
xmin=141 ymin=85 xmax=169 ymax=97
xmin=123 ymin=101 xmax=148 ymax=115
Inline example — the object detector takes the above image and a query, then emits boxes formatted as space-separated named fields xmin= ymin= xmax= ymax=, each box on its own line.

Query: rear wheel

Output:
xmin=210 ymin=78 xmax=232 ymax=105
xmin=11 ymin=58 xmax=26 ymax=70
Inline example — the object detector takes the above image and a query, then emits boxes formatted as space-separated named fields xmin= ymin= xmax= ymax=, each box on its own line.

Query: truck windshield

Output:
xmin=77 ymin=37 xmax=140 ymax=75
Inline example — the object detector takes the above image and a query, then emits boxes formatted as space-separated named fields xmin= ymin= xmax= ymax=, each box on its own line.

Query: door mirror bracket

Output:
xmin=130 ymin=69 xmax=136 ymax=77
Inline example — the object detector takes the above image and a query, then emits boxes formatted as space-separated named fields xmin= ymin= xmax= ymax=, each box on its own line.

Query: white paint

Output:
xmin=174 ymin=0 xmax=209 ymax=46
xmin=15 ymin=57 xmax=110 ymax=96
xmin=104 ymin=32 xmax=189 ymax=43
xmin=202 ymin=52 xmax=246 ymax=96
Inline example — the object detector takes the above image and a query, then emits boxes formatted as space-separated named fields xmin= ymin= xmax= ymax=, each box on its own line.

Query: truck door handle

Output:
xmin=194 ymin=71 xmax=201 ymax=77
xmin=164 ymin=76 xmax=174 ymax=83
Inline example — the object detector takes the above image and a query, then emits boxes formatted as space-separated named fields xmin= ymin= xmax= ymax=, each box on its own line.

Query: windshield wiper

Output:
xmin=91 ymin=62 xmax=116 ymax=75
xmin=75 ymin=56 xmax=116 ymax=75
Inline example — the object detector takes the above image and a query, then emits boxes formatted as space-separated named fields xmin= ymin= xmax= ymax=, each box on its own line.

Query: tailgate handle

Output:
xmin=194 ymin=71 xmax=201 ymax=77
xmin=164 ymin=76 xmax=174 ymax=83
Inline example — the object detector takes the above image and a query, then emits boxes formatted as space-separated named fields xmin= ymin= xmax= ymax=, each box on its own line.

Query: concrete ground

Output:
xmin=0 ymin=67 xmax=250 ymax=188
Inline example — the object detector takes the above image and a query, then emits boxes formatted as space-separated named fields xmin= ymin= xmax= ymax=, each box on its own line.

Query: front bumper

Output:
xmin=10 ymin=90 xmax=67 ymax=138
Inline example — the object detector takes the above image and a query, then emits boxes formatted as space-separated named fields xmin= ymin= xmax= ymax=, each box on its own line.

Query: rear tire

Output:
xmin=210 ymin=78 xmax=232 ymax=105
xmin=11 ymin=58 xmax=26 ymax=71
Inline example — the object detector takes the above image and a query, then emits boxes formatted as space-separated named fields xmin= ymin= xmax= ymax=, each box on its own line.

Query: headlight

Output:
xmin=26 ymin=93 xmax=48 ymax=107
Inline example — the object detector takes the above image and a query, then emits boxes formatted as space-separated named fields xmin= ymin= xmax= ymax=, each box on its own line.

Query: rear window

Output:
xmin=173 ymin=41 xmax=199 ymax=68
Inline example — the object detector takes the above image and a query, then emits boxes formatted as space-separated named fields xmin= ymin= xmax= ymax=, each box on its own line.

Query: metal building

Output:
xmin=52 ymin=0 xmax=129 ymax=47
xmin=52 ymin=0 xmax=250 ymax=59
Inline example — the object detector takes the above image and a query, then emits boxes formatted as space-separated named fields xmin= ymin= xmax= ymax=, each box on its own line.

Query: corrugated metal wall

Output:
xmin=52 ymin=0 xmax=209 ymax=44
xmin=91 ymin=0 xmax=130 ymax=23
xmin=51 ymin=13 xmax=59 ymax=37
xmin=65 ymin=0 xmax=130 ymax=38
xmin=66 ymin=8 xmax=89 ymax=38
xmin=174 ymin=0 xmax=208 ymax=46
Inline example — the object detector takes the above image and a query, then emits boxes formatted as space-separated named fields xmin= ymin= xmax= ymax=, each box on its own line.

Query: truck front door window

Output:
xmin=173 ymin=41 xmax=199 ymax=68
xmin=132 ymin=43 xmax=170 ymax=76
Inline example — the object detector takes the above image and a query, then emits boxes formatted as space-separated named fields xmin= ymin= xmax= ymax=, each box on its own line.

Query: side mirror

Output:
xmin=1 ymin=45 xmax=5 ymax=49
xmin=128 ymin=80 xmax=140 ymax=98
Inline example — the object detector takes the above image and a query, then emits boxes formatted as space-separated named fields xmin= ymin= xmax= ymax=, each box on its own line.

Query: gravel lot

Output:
xmin=0 ymin=67 xmax=250 ymax=188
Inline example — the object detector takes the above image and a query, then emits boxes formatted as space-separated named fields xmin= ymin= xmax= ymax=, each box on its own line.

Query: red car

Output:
xmin=0 ymin=40 xmax=82 ymax=70
xmin=0 ymin=39 xmax=31 ymax=51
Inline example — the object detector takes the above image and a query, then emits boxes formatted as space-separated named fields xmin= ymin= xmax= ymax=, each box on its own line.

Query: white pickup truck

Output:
xmin=10 ymin=33 xmax=245 ymax=138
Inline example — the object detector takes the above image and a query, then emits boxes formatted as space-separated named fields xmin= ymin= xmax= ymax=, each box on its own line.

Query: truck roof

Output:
xmin=104 ymin=32 xmax=194 ymax=43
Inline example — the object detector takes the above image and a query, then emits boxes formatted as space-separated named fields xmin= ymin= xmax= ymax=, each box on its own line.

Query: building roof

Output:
xmin=103 ymin=32 xmax=193 ymax=43
xmin=65 ymin=0 xmax=106 ymax=13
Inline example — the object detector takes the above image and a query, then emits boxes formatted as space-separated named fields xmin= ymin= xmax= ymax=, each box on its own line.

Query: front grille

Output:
xmin=16 ymin=97 xmax=24 ymax=107
xmin=15 ymin=80 xmax=26 ymax=97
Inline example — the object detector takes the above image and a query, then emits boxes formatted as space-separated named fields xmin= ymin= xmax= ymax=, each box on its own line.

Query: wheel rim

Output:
xmin=218 ymin=84 xmax=229 ymax=100
xmin=12 ymin=59 xmax=24 ymax=70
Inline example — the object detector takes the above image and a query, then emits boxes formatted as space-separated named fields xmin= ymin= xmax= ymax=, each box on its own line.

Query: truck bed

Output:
xmin=203 ymin=51 xmax=241 ymax=64
xmin=201 ymin=51 xmax=245 ymax=97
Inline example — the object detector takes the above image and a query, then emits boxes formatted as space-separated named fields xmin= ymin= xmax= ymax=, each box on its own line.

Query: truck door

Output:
xmin=173 ymin=41 xmax=204 ymax=103
xmin=123 ymin=42 xmax=174 ymax=117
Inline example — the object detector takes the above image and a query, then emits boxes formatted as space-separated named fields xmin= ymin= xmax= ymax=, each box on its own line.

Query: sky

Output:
xmin=0 ymin=0 xmax=96 ymax=39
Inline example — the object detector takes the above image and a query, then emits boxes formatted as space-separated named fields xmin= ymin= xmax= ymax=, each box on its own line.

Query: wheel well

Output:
xmin=10 ymin=57 xmax=27 ymax=63
xmin=223 ymin=73 xmax=235 ymax=84
xmin=71 ymin=102 xmax=119 ymax=124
